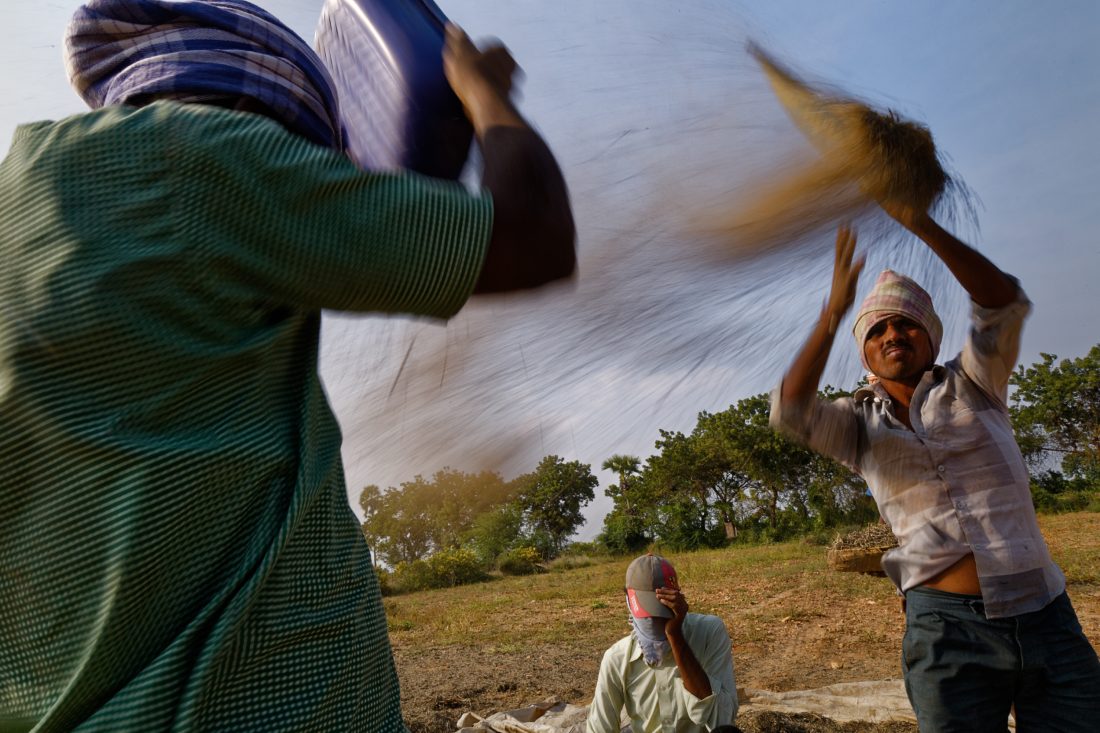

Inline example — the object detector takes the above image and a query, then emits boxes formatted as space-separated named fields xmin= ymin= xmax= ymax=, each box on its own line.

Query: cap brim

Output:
xmin=627 ymin=588 xmax=673 ymax=619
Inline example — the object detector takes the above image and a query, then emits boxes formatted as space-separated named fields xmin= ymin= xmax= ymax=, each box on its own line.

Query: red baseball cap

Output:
xmin=624 ymin=554 xmax=678 ymax=619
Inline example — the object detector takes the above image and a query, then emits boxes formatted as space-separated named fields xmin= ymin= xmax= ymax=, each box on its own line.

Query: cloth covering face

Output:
xmin=630 ymin=615 xmax=671 ymax=666
xmin=0 ymin=102 xmax=490 ymax=732
xmin=64 ymin=0 xmax=344 ymax=149
xmin=586 ymin=614 xmax=737 ymax=733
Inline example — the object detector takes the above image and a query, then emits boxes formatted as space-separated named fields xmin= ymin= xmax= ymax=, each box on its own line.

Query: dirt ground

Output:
xmin=736 ymin=712 xmax=916 ymax=733
xmin=393 ymin=580 xmax=1100 ymax=733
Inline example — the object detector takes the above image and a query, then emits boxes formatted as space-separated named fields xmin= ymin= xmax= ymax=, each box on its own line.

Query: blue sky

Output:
xmin=3 ymin=1 xmax=1098 ymax=537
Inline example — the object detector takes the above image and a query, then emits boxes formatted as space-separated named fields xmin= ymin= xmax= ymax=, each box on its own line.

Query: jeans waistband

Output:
xmin=906 ymin=585 xmax=986 ymax=615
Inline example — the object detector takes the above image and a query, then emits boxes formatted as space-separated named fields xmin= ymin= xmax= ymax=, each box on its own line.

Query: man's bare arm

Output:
xmin=443 ymin=24 xmax=575 ymax=293
xmin=885 ymin=207 xmax=1017 ymax=309
xmin=657 ymin=587 xmax=712 ymax=699
xmin=780 ymin=225 xmax=865 ymax=407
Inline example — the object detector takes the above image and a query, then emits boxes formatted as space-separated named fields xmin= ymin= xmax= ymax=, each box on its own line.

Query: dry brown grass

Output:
xmin=390 ymin=512 xmax=1100 ymax=732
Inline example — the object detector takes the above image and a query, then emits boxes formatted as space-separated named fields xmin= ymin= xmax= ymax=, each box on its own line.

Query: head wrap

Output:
xmin=64 ymin=0 xmax=344 ymax=150
xmin=852 ymin=269 xmax=942 ymax=369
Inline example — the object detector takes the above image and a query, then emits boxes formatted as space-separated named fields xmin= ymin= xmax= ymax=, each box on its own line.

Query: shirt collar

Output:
xmin=853 ymin=365 xmax=946 ymax=403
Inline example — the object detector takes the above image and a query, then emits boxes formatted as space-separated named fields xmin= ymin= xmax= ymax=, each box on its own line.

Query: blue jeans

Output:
xmin=902 ymin=587 xmax=1100 ymax=732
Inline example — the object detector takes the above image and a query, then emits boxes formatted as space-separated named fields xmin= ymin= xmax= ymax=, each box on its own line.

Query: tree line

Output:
xmin=359 ymin=455 xmax=599 ymax=590
xmin=360 ymin=343 xmax=1100 ymax=592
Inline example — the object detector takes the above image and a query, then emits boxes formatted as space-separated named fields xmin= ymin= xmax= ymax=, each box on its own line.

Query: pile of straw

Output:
xmin=830 ymin=523 xmax=899 ymax=552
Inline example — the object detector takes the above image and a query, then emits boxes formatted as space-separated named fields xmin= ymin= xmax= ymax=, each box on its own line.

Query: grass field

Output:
xmin=387 ymin=512 xmax=1100 ymax=732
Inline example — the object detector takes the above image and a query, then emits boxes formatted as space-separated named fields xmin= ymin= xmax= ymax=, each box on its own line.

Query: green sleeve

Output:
xmin=177 ymin=109 xmax=492 ymax=317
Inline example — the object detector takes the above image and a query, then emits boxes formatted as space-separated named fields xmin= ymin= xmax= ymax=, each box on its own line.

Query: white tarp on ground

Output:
xmin=457 ymin=699 xmax=589 ymax=733
xmin=740 ymin=680 xmax=1014 ymax=730
xmin=454 ymin=680 xmax=1017 ymax=731
xmin=738 ymin=680 xmax=914 ymax=724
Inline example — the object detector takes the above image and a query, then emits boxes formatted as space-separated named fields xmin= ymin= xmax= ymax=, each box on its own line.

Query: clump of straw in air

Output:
xmin=854 ymin=107 xmax=946 ymax=214
xmin=703 ymin=43 xmax=975 ymax=257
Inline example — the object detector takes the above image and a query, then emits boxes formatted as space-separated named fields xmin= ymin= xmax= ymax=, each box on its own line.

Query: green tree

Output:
xmin=359 ymin=468 xmax=518 ymax=567
xmin=460 ymin=502 xmax=524 ymax=565
xmin=640 ymin=428 xmax=728 ymax=548
xmin=359 ymin=483 xmax=433 ymax=566
xmin=602 ymin=454 xmax=641 ymax=512
xmin=695 ymin=395 xmax=789 ymax=532
xmin=1010 ymin=345 xmax=1100 ymax=488
xmin=641 ymin=395 xmax=800 ymax=541
xmin=515 ymin=455 xmax=598 ymax=559
xmin=390 ymin=548 xmax=487 ymax=592
xmin=601 ymin=390 xmax=867 ymax=550
xmin=598 ymin=506 xmax=652 ymax=554
xmin=598 ymin=454 xmax=650 ymax=553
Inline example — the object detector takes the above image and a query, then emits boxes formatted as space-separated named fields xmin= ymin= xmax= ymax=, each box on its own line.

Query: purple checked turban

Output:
xmin=65 ymin=0 xmax=344 ymax=150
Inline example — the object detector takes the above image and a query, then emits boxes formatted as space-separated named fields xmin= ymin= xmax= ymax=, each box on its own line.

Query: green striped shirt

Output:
xmin=0 ymin=101 xmax=491 ymax=732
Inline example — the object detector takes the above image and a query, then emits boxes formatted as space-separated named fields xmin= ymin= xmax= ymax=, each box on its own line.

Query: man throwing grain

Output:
xmin=770 ymin=211 xmax=1100 ymax=731
xmin=586 ymin=554 xmax=738 ymax=733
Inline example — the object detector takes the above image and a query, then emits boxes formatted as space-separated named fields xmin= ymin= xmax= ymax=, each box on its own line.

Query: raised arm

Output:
xmin=657 ymin=587 xmax=712 ymax=699
xmin=443 ymin=24 xmax=576 ymax=293
xmin=780 ymin=225 xmax=865 ymax=407
xmin=884 ymin=206 xmax=1018 ymax=309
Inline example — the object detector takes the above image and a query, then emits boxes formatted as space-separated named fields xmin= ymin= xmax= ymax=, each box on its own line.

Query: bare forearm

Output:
xmin=474 ymin=125 xmax=576 ymax=293
xmin=668 ymin=629 xmax=712 ymax=699
xmin=443 ymin=25 xmax=575 ymax=293
xmin=907 ymin=214 xmax=1018 ymax=308
xmin=782 ymin=225 xmax=862 ymax=405
xmin=781 ymin=306 xmax=840 ymax=407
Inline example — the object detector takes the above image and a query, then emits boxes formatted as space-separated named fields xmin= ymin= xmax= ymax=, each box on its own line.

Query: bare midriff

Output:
xmin=921 ymin=553 xmax=981 ymax=595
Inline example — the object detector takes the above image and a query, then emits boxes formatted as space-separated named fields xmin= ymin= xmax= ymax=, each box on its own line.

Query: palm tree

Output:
xmin=602 ymin=454 xmax=641 ymax=515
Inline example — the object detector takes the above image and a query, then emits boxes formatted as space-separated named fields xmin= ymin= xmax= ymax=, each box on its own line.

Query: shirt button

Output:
xmin=937 ymin=465 xmax=946 ymax=473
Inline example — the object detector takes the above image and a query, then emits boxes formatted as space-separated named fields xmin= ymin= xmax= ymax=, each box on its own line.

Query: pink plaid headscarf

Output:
xmin=852 ymin=269 xmax=942 ymax=369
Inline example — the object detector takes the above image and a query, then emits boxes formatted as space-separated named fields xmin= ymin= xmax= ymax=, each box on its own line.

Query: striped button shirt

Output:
xmin=771 ymin=290 xmax=1065 ymax=619
xmin=0 ymin=101 xmax=490 ymax=731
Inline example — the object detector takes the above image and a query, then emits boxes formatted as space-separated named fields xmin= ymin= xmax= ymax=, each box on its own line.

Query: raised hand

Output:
xmin=825 ymin=224 xmax=866 ymax=333
xmin=442 ymin=23 xmax=522 ymax=133
xmin=656 ymin=585 xmax=689 ymax=635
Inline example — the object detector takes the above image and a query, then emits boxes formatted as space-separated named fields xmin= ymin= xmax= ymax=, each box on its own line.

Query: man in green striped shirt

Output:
xmin=0 ymin=2 xmax=574 ymax=731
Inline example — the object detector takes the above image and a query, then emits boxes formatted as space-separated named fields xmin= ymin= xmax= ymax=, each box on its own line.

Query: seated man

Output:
xmin=587 ymin=554 xmax=738 ymax=733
